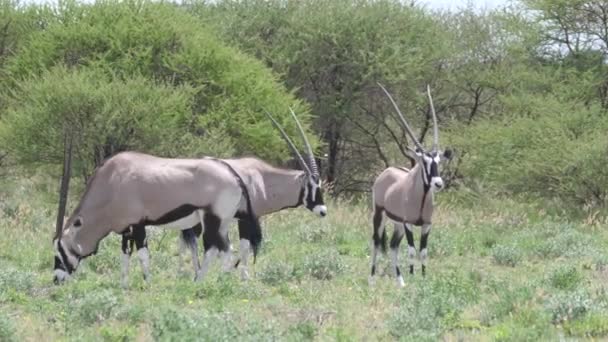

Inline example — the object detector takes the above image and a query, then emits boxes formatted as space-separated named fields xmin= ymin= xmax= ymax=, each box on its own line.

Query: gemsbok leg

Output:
xmin=370 ymin=205 xmax=386 ymax=283
xmin=198 ymin=212 xmax=231 ymax=281
xmin=120 ymin=229 xmax=135 ymax=288
xmin=235 ymin=218 xmax=259 ymax=280
xmin=420 ymin=224 xmax=431 ymax=276
xmin=405 ymin=223 xmax=416 ymax=275
xmin=132 ymin=224 xmax=150 ymax=283
xmin=389 ymin=222 xmax=406 ymax=287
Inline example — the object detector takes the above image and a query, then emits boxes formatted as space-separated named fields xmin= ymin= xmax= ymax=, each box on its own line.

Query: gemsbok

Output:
xmin=370 ymin=83 xmax=452 ymax=287
xmin=52 ymin=151 xmax=260 ymax=285
xmin=177 ymin=108 xmax=327 ymax=280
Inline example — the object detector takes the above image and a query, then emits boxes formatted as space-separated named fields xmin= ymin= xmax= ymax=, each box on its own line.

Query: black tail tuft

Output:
xmin=181 ymin=225 xmax=200 ymax=249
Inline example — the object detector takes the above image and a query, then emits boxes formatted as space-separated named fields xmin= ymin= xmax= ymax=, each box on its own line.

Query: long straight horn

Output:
xmin=288 ymin=107 xmax=319 ymax=177
xmin=263 ymin=110 xmax=312 ymax=175
xmin=427 ymin=85 xmax=439 ymax=152
xmin=377 ymin=82 xmax=425 ymax=152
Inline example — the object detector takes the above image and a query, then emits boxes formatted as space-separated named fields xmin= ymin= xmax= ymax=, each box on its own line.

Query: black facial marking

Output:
xmin=54 ymin=256 xmax=64 ymax=271
xmin=304 ymin=180 xmax=324 ymax=211
xmin=56 ymin=241 xmax=74 ymax=274
xmin=74 ymin=219 xmax=82 ymax=228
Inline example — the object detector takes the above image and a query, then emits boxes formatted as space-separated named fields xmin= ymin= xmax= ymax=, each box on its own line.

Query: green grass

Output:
xmin=2 ymin=174 xmax=608 ymax=340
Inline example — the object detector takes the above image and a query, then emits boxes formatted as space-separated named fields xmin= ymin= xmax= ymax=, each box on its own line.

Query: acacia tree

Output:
xmin=0 ymin=1 xmax=316 ymax=233
xmin=197 ymin=0 xmax=450 ymax=194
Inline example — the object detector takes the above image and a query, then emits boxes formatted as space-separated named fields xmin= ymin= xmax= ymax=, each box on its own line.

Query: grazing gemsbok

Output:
xmin=179 ymin=108 xmax=327 ymax=280
xmin=52 ymin=151 xmax=260 ymax=285
xmin=370 ymin=84 xmax=452 ymax=287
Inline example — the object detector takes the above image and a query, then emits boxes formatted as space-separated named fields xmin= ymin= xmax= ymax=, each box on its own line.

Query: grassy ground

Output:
xmin=2 ymin=173 xmax=608 ymax=341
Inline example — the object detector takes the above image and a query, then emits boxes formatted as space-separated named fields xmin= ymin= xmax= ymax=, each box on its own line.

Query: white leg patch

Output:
xmin=54 ymin=269 xmax=70 ymax=282
xmin=420 ymin=248 xmax=428 ymax=266
xmin=121 ymin=253 xmax=130 ymax=288
xmin=238 ymin=239 xmax=250 ymax=280
xmin=408 ymin=246 xmax=416 ymax=266
xmin=137 ymin=248 xmax=150 ymax=282
xmin=197 ymin=247 xmax=219 ymax=282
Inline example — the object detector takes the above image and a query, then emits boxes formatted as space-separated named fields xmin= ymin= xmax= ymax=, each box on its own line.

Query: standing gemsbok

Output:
xmin=370 ymin=84 xmax=452 ymax=287
xmin=53 ymin=152 xmax=260 ymax=285
xmin=178 ymin=108 xmax=327 ymax=280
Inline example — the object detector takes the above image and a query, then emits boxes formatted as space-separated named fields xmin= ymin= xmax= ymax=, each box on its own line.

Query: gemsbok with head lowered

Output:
xmin=178 ymin=108 xmax=327 ymax=280
xmin=52 ymin=151 xmax=260 ymax=285
xmin=370 ymin=83 xmax=452 ymax=287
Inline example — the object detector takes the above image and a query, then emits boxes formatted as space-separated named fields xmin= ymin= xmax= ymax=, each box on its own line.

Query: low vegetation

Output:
xmin=2 ymin=174 xmax=608 ymax=340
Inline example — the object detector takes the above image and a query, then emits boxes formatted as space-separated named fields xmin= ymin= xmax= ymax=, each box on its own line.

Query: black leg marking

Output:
xmin=132 ymin=224 xmax=147 ymax=250
xmin=405 ymin=225 xmax=415 ymax=275
xmin=396 ymin=266 xmax=401 ymax=276
xmin=371 ymin=265 xmax=376 ymax=276
xmin=202 ymin=212 xmax=229 ymax=252
xmin=372 ymin=206 xmax=387 ymax=253
xmin=390 ymin=227 xmax=405 ymax=249
xmin=420 ymin=231 xmax=429 ymax=277
xmin=121 ymin=227 xmax=134 ymax=256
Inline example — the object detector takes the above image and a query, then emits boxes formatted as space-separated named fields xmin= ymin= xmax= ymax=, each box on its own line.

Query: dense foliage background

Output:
xmin=1 ymin=0 xmax=606 ymax=215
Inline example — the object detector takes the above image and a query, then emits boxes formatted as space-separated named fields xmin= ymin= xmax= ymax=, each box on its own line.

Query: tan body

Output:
xmin=373 ymin=164 xmax=433 ymax=226
xmin=224 ymin=157 xmax=307 ymax=216
xmin=54 ymin=151 xmax=253 ymax=284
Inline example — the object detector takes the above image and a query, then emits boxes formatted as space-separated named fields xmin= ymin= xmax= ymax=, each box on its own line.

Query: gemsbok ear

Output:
xmin=442 ymin=149 xmax=453 ymax=160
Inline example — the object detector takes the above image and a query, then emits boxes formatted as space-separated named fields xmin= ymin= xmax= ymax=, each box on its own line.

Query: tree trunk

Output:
xmin=324 ymin=120 xmax=340 ymax=186
xmin=55 ymin=132 xmax=74 ymax=240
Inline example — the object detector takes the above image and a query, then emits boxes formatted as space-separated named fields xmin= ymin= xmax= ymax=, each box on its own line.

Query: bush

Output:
xmin=564 ymin=312 xmax=608 ymax=337
xmin=449 ymin=93 xmax=608 ymax=209
xmin=0 ymin=265 xmax=35 ymax=303
xmin=259 ymin=261 xmax=300 ymax=285
xmin=70 ymin=289 xmax=119 ymax=325
xmin=0 ymin=1 xmax=313 ymax=177
xmin=492 ymin=245 xmax=522 ymax=267
xmin=547 ymin=265 xmax=582 ymax=291
xmin=0 ymin=312 xmax=16 ymax=342
xmin=303 ymin=250 xmax=345 ymax=280
xmin=546 ymin=290 xmax=593 ymax=324
xmin=151 ymin=307 xmax=279 ymax=341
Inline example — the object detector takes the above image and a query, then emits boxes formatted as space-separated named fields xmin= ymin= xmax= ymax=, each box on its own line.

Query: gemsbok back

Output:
xmin=370 ymin=83 xmax=452 ymax=287
xmin=52 ymin=151 xmax=260 ymax=285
